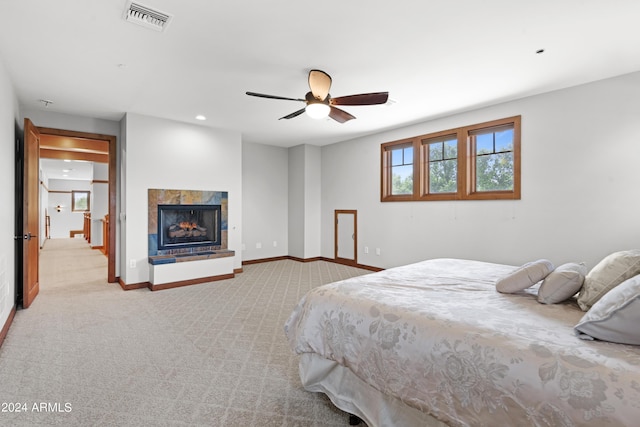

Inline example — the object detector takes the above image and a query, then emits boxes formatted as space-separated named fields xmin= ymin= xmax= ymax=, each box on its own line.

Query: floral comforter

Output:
xmin=284 ymin=258 xmax=640 ymax=427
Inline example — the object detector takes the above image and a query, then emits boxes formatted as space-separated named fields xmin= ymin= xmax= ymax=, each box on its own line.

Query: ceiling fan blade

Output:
xmin=329 ymin=106 xmax=356 ymax=123
xmin=308 ymin=70 xmax=332 ymax=101
xmin=279 ymin=108 xmax=306 ymax=120
xmin=246 ymin=92 xmax=305 ymax=102
xmin=331 ymin=92 xmax=389 ymax=106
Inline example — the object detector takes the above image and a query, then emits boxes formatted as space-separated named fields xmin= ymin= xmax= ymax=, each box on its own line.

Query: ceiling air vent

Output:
xmin=123 ymin=1 xmax=172 ymax=32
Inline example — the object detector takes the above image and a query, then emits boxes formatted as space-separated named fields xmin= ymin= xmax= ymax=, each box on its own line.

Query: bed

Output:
xmin=284 ymin=257 xmax=640 ymax=427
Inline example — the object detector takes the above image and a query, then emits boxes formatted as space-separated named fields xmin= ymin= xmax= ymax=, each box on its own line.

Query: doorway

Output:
xmin=20 ymin=122 xmax=117 ymax=308
xmin=334 ymin=210 xmax=357 ymax=266
xmin=38 ymin=126 xmax=116 ymax=283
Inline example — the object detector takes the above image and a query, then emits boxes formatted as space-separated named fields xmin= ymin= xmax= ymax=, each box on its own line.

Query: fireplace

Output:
xmin=157 ymin=204 xmax=221 ymax=251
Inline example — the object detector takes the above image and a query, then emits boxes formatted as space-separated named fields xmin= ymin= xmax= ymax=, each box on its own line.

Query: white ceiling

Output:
xmin=1 ymin=1 xmax=639 ymax=148
xmin=40 ymin=158 xmax=94 ymax=181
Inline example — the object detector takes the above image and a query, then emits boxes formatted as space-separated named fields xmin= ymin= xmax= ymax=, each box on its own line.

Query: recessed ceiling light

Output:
xmin=195 ymin=115 xmax=206 ymax=121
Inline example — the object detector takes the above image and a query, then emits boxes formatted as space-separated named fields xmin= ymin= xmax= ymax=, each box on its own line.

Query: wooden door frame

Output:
xmin=37 ymin=127 xmax=117 ymax=283
xmin=334 ymin=209 xmax=357 ymax=266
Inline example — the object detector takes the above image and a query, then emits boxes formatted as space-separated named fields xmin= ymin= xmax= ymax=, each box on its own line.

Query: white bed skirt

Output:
xmin=299 ymin=353 xmax=449 ymax=427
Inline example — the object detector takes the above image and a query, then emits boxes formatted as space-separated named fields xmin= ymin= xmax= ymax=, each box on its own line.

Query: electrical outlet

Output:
xmin=241 ymin=243 xmax=246 ymax=250
xmin=129 ymin=259 xmax=136 ymax=268
xmin=375 ymin=248 xmax=381 ymax=256
xmin=256 ymin=242 xmax=262 ymax=249
xmin=364 ymin=246 xmax=369 ymax=254
xmin=273 ymin=241 xmax=277 ymax=247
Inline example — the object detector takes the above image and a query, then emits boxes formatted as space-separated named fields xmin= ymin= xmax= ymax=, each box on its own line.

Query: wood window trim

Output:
xmin=380 ymin=138 xmax=418 ymax=202
xmin=381 ymin=115 xmax=521 ymax=202
xmin=464 ymin=116 xmax=521 ymax=200
xmin=418 ymin=130 xmax=463 ymax=201
xmin=71 ymin=190 xmax=91 ymax=212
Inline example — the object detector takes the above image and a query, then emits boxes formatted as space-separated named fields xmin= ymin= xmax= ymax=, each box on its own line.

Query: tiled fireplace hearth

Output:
xmin=147 ymin=189 xmax=235 ymax=289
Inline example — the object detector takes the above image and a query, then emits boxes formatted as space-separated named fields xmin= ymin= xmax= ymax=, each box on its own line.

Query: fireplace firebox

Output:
xmin=157 ymin=204 xmax=221 ymax=251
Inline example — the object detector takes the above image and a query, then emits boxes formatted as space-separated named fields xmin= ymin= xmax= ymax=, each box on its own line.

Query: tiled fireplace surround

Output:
xmin=147 ymin=189 xmax=235 ymax=289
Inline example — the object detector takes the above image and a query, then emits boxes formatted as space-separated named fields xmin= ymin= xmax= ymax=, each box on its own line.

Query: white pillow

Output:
xmin=537 ymin=262 xmax=587 ymax=304
xmin=577 ymin=249 xmax=640 ymax=311
xmin=574 ymin=274 xmax=640 ymax=345
xmin=496 ymin=259 xmax=554 ymax=293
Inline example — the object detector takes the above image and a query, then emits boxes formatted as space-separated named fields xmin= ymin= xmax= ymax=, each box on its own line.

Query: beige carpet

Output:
xmin=0 ymin=238 xmax=371 ymax=426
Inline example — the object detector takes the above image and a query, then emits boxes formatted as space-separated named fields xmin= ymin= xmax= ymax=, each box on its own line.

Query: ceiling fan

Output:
xmin=246 ymin=69 xmax=389 ymax=123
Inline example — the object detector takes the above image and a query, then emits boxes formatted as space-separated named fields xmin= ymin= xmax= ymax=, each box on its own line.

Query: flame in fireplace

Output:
xmin=158 ymin=203 xmax=221 ymax=249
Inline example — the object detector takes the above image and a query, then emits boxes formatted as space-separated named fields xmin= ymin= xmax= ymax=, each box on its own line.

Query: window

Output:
xmin=390 ymin=142 xmax=414 ymax=195
xmin=381 ymin=116 xmax=520 ymax=201
xmin=381 ymin=139 xmax=416 ymax=200
xmin=72 ymin=190 xmax=90 ymax=212
xmin=421 ymin=133 xmax=459 ymax=199
xmin=465 ymin=117 xmax=520 ymax=200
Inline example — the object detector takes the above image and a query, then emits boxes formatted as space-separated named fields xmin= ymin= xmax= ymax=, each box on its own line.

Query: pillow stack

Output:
xmin=574 ymin=249 xmax=640 ymax=345
xmin=496 ymin=250 xmax=640 ymax=345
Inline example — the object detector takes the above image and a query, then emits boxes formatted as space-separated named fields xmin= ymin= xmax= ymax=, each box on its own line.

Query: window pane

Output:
xmin=75 ymin=195 xmax=87 ymax=210
xmin=391 ymin=165 xmax=413 ymax=195
xmin=391 ymin=148 xmax=403 ymax=166
xmin=429 ymin=159 xmax=457 ymax=193
xmin=495 ymin=129 xmax=514 ymax=152
xmin=476 ymin=133 xmax=493 ymax=154
xmin=403 ymin=146 xmax=413 ymax=164
xmin=444 ymin=139 xmax=457 ymax=159
xmin=429 ymin=142 xmax=443 ymax=161
xmin=476 ymin=152 xmax=513 ymax=191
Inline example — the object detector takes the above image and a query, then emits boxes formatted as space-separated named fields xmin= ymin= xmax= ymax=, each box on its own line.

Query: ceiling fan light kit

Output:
xmin=246 ymin=69 xmax=388 ymax=123
xmin=306 ymin=102 xmax=330 ymax=119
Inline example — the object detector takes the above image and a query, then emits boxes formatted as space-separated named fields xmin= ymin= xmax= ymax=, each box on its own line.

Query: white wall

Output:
xmin=39 ymin=168 xmax=49 ymax=247
xmin=19 ymin=109 xmax=120 ymax=137
xmin=288 ymin=145 xmax=305 ymax=258
xmin=304 ymin=145 xmax=322 ymax=258
xmin=321 ymin=71 xmax=640 ymax=270
xmin=122 ymin=113 xmax=242 ymax=285
xmin=242 ymin=141 xmax=289 ymax=260
xmin=0 ymin=57 xmax=18 ymax=329
xmin=90 ymin=163 xmax=109 ymax=247
xmin=288 ymin=144 xmax=322 ymax=259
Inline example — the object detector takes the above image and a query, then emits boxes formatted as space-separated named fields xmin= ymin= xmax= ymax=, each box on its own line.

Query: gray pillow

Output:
xmin=577 ymin=249 xmax=640 ymax=311
xmin=574 ymin=274 xmax=640 ymax=345
xmin=496 ymin=259 xmax=554 ymax=293
xmin=537 ymin=262 xmax=587 ymax=304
